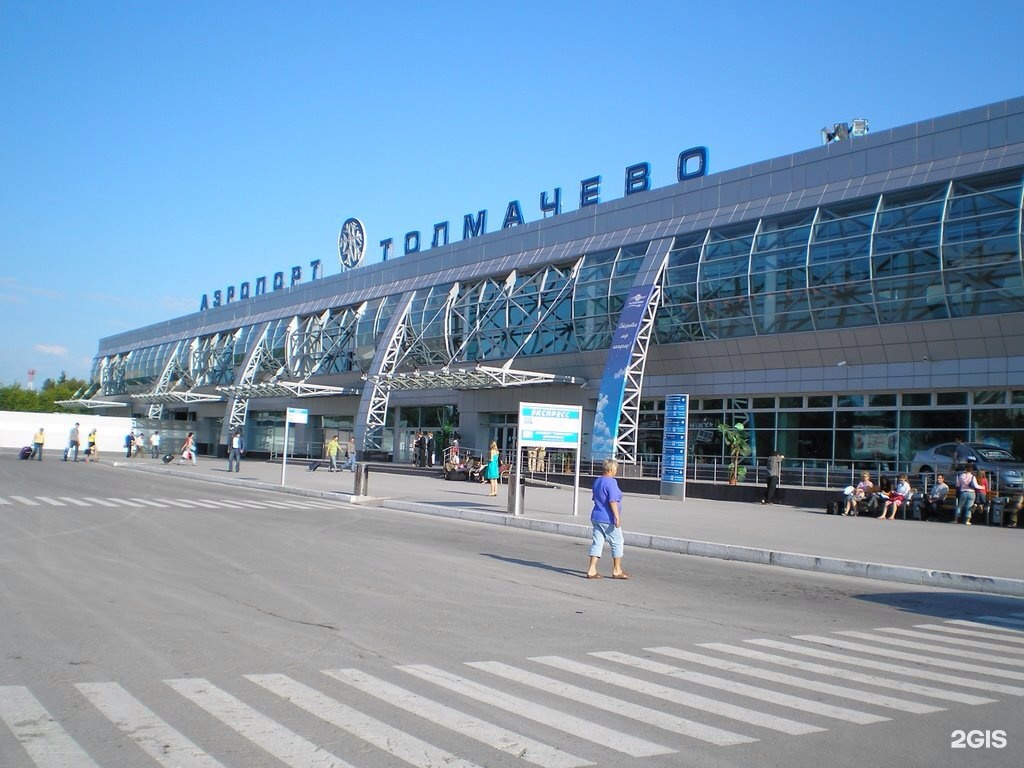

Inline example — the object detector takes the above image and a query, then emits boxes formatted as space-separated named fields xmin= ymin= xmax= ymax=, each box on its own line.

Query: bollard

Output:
xmin=353 ymin=462 xmax=370 ymax=496
xmin=506 ymin=471 xmax=526 ymax=515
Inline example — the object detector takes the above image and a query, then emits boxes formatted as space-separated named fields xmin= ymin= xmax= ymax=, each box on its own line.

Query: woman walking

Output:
xmin=485 ymin=441 xmax=500 ymax=496
xmin=179 ymin=432 xmax=197 ymax=466
xmin=586 ymin=459 xmax=630 ymax=580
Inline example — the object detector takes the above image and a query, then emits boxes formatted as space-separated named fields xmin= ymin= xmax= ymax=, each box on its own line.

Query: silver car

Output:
xmin=910 ymin=442 xmax=1024 ymax=490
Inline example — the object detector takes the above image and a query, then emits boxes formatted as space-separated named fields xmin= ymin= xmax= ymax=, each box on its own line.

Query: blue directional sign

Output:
xmin=661 ymin=394 xmax=689 ymax=499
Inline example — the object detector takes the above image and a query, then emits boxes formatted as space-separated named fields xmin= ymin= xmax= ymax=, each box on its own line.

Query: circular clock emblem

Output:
xmin=338 ymin=217 xmax=366 ymax=270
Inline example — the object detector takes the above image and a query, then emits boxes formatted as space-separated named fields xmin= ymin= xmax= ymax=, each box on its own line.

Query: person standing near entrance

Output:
xmin=586 ymin=459 xmax=630 ymax=580
xmin=343 ymin=435 xmax=357 ymax=471
xmin=31 ymin=427 xmax=45 ymax=461
xmin=227 ymin=429 xmax=244 ymax=472
xmin=485 ymin=440 xmax=500 ymax=496
xmin=426 ymin=432 xmax=436 ymax=468
xmin=761 ymin=450 xmax=784 ymax=504
xmin=64 ymin=423 xmax=81 ymax=462
xmin=150 ymin=431 xmax=161 ymax=459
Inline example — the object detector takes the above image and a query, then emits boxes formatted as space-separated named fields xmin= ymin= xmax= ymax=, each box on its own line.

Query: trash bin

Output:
xmin=989 ymin=496 xmax=1004 ymax=526
xmin=353 ymin=462 xmax=370 ymax=496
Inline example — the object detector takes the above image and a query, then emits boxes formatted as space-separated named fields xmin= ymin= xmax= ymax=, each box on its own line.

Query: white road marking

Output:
xmin=530 ymin=655 xmax=824 ymax=734
xmin=632 ymin=649 xmax=892 ymax=722
xmin=398 ymin=664 xmax=678 ymax=756
xmin=918 ymin=622 xmax=1024 ymax=645
xmin=128 ymin=498 xmax=168 ymax=508
xmin=324 ymin=668 xmax=592 ymax=768
xmin=106 ymin=498 xmax=144 ymax=507
xmin=82 ymin=497 xmax=119 ymax=507
xmin=153 ymin=498 xmax=198 ymax=508
xmin=747 ymin=639 xmax=1024 ymax=696
xmin=695 ymin=643 xmax=992 ymax=705
xmin=57 ymin=497 xmax=92 ymax=506
xmin=862 ymin=627 xmax=1024 ymax=656
xmin=466 ymin=660 xmax=756 ymax=746
xmin=248 ymin=673 xmax=484 ymax=768
xmin=35 ymin=497 xmax=67 ymax=506
xmin=165 ymin=677 xmax=357 ymax=768
xmin=76 ymin=682 xmax=227 ymax=768
xmin=10 ymin=496 xmax=40 ymax=505
xmin=0 ymin=686 xmax=100 ymax=768
xmin=793 ymin=634 xmax=1024 ymax=681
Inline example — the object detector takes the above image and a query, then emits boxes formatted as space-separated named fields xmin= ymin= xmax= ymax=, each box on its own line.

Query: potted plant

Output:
xmin=716 ymin=422 xmax=751 ymax=485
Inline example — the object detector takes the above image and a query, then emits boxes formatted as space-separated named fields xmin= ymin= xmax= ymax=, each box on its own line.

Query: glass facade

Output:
xmin=89 ymin=141 xmax=1024 ymax=472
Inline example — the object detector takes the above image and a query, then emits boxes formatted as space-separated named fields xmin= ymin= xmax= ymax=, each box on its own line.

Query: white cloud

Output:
xmin=34 ymin=344 xmax=69 ymax=357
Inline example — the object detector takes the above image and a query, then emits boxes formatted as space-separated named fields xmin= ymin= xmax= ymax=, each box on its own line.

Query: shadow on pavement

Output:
xmin=481 ymin=553 xmax=587 ymax=579
xmin=857 ymin=591 xmax=1024 ymax=623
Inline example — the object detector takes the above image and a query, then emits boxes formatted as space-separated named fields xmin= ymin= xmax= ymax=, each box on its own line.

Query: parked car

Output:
xmin=910 ymin=442 xmax=1024 ymax=490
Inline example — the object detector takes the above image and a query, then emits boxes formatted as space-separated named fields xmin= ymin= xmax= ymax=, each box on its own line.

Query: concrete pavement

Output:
xmin=107 ymin=454 xmax=1024 ymax=597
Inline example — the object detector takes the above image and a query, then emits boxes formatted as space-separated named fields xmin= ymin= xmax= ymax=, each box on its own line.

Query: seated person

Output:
xmin=879 ymin=474 xmax=912 ymax=520
xmin=842 ymin=472 xmax=874 ymax=516
xmin=921 ymin=474 xmax=950 ymax=521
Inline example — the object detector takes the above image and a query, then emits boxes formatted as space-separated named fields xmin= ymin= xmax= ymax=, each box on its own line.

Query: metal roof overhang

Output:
xmin=368 ymin=365 xmax=579 ymax=392
xmin=53 ymin=398 xmax=130 ymax=409
xmin=130 ymin=391 xmax=226 ymax=404
xmin=215 ymin=381 xmax=360 ymax=399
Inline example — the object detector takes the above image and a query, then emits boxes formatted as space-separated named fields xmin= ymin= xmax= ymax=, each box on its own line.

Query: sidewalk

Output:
xmin=109 ymin=455 xmax=1024 ymax=597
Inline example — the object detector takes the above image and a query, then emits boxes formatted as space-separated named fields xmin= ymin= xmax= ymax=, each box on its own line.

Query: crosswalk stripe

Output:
xmin=129 ymin=498 xmax=168 ymax=508
xmin=10 ymin=495 xmax=40 ymax=505
xmin=57 ymin=497 xmax=92 ymax=506
xmin=222 ymin=499 xmax=270 ymax=508
xmin=323 ymin=668 xmax=592 ymax=768
xmin=631 ymin=648 xmax=894 ymax=721
xmin=248 ymin=673 xmax=485 ymax=768
xmin=947 ymin=618 xmax=1024 ymax=634
xmin=917 ymin=622 xmax=1024 ymax=645
xmin=82 ymin=497 xmax=119 ymax=507
xmin=0 ymin=497 xmax=11 ymax=504
xmin=36 ymin=496 xmax=67 ymax=506
xmin=865 ymin=627 xmax=1024 ymax=656
xmin=697 ymin=643 xmax=993 ymax=705
xmin=639 ymin=646 xmax=936 ymax=716
xmin=195 ymin=499 xmax=236 ymax=508
xmin=530 ymin=655 xmax=823 ymax=734
xmin=76 ymin=682 xmax=227 ymax=768
xmin=793 ymin=634 xmax=1024 ymax=681
xmin=398 ymin=664 xmax=678 ymax=756
xmin=748 ymin=639 xmax=1024 ymax=696
xmin=467 ymin=660 xmax=755 ymax=746
xmin=836 ymin=630 xmax=1024 ymax=667
xmin=165 ymin=678 xmax=357 ymax=768
xmin=107 ymin=498 xmax=144 ymax=507
xmin=187 ymin=499 xmax=227 ymax=508
xmin=153 ymin=498 xmax=198 ymax=508
xmin=971 ymin=616 xmax=1024 ymax=629
xmin=267 ymin=499 xmax=323 ymax=509
xmin=0 ymin=685 xmax=100 ymax=768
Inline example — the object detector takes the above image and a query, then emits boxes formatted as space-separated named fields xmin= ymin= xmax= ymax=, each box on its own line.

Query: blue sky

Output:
xmin=1 ymin=0 xmax=1022 ymax=387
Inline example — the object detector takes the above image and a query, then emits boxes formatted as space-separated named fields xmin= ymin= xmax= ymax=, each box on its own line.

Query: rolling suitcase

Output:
xmin=19 ymin=446 xmax=33 ymax=460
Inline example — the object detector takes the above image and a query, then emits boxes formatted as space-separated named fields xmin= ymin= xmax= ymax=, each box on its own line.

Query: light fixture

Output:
xmin=837 ymin=360 xmax=848 ymax=367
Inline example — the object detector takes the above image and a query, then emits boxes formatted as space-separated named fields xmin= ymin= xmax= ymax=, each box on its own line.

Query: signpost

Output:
xmin=517 ymin=402 xmax=583 ymax=516
xmin=281 ymin=407 xmax=308 ymax=486
xmin=660 ymin=394 xmax=689 ymax=500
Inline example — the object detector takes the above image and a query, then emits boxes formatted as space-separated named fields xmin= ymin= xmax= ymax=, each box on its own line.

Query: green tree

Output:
xmin=716 ymin=421 xmax=751 ymax=484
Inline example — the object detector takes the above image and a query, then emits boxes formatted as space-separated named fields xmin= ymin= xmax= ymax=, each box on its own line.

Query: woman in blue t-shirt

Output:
xmin=586 ymin=459 xmax=630 ymax=580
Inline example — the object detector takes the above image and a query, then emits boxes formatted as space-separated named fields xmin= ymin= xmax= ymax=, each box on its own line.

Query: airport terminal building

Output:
xmin=85 ymin=97 xmax=1024 ymax=476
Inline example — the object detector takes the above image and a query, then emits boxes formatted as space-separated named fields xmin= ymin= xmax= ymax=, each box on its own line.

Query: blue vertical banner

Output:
xmin=590 ymin=285 xmax=657 ymax=460
xmin=660 ymin=393 xmax=689 ymax=500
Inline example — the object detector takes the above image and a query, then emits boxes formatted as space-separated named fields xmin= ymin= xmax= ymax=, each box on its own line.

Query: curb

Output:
xmin=109 ymin=460 xmax=1024 ymax=598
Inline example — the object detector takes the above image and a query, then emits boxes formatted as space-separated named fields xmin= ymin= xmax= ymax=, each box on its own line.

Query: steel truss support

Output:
xmin=614 ymin=285 xmax=661 ymax=464
xmin=225 ymin=322 xmax=284 ymax=436
xmin=355 ymin=292 xmax=416 ymax=453
xmin=145 ymin=340 xmax=190 ymax=419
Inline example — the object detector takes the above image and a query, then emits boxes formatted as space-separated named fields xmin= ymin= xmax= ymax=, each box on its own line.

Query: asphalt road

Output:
xmin=2 ymin=457 xmax=1024 ymax=768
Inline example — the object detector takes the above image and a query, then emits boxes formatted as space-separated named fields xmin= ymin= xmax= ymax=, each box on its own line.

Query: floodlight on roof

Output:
xmin=851 ymin=118 xmax=869 ymax=137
